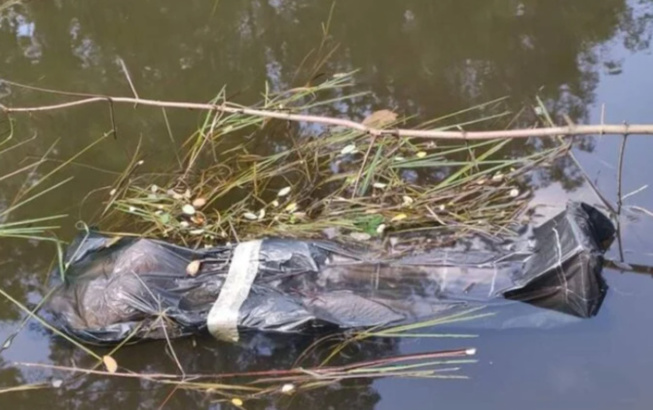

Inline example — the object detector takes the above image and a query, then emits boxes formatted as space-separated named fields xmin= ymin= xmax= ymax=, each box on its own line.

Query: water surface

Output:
xmin=2 ymin=1 xmax=653 ymax=409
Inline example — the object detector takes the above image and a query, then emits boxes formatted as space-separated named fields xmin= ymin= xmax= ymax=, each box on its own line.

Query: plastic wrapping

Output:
xmin=46 ymin=202 xmax=615 ymax=344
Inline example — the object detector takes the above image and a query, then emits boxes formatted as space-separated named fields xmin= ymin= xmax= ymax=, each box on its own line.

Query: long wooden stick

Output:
xmin=2 ymin=94 xmax=653 ymax=140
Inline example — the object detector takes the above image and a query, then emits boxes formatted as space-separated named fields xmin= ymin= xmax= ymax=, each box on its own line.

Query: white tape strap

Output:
xmin=207 ymin=240 xmax=262 ymax=342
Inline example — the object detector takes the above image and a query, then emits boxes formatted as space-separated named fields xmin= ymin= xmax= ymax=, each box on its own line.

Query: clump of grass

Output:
xmin=101 ymin=73 xmax=568 ymax=246
xmin=0 ymin=121 xmax=67 ymax=241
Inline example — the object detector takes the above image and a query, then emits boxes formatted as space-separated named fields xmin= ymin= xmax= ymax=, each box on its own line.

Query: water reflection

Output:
xmin=4 ymin=333 xmax=401 ymax=409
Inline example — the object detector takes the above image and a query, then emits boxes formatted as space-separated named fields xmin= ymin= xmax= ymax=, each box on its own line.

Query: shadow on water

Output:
xmin=2 ymin=0 xmax=653 ymax=409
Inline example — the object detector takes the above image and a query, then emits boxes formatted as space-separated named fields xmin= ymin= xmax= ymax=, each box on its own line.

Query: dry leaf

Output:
xmin=402 ymin=196 xmax=414 ymax=206
xmin=186 ymin=260 xmax=201 ymax=276
xmin=362 ymin=109 xmax=398 ymax=128
xmin=191 ymin=214 xmax=205 ymax=225
xmin=391 ymin=213 xmax=407 ymax=222
xmin=192 ymin=197 xmax=207 ymax=208
xmin=103 ymin=355 xmax=118 ymax=374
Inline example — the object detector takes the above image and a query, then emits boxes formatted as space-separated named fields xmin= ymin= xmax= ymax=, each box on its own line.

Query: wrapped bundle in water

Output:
xmin=46 ymin=202 xmax=615 ymax=344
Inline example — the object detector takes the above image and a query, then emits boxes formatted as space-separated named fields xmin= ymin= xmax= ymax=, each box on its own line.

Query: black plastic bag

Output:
xmin=46 ymin=202 xmax=615 ymax=344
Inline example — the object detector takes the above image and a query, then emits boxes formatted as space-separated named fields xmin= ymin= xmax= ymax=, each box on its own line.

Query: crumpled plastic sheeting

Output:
xmin=46 ymin=202 xmax=615 ymax=344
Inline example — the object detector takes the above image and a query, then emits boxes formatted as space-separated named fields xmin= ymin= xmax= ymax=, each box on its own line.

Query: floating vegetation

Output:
xmin=100 ymin=73 xmax=569 ymax=247
xmin=17 ymin=309 xmax=485 ymax=402
xmin=0 ymin=120 xmax=67 ymax=242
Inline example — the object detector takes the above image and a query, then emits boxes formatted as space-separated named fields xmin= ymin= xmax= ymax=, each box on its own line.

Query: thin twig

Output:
xmin=118 ymin=57 xmax=140 ymax=102
xmin=107 ymin=98 xmax=118 ymax=139
xmin=16 ymin=348 xmax=473 ymax=382
xmin=2 ymin=92 xmax=653 ymax=140
xmin=568 ymin=150 xmax=617 ymax=214
xmin=617 ymin=134 xmax=628 ymax=213
xmin=616 ymin=134 xmax=629 ymax=262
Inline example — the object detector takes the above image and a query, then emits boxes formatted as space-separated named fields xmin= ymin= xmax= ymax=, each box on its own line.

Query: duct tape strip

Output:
xmin=207 ymin=240 xmax=262 ymax=342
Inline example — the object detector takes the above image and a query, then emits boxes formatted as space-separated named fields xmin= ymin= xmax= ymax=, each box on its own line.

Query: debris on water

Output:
xmin=281 ymin=384 xmax=296 ymax=394
xmin=192 ymin=197 xmax=207 ymax=208
xmin=243 ymin=212 xmax=258 ymax=220
xmin=492 ymin=173 xmax=504 ymax=182
xmin=402 ymin=196 xmax=414 ymax=206
xmin=277 ymin=186 xmax=292 ymax=197
xmin=182 ymin=204 xmax=196 ymax=215
xmin=340 ymin=144 xmax=357 ymax=155
xmin=45 ymin=202 xmax=615 ymax=345
xmin=362 ymin=109 xmax=398 ymax=128
xmin=391 ymin=213 xmax=407 ymax=222
xmin=186 ymin=260 xmax=201 ymax=276
xmin=350 ymin=232 xmax=372 ymax=241
xmin=103 ymin=355 xmax=118 ymax=373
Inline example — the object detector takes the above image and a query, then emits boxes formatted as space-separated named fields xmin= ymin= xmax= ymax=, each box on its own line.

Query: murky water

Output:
xmin=2 ymin=1 xmax=653 ymax=409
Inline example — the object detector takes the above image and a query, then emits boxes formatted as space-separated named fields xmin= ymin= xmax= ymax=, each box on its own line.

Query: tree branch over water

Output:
xmin=2 ymin=82 xmax=653 ymax=140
